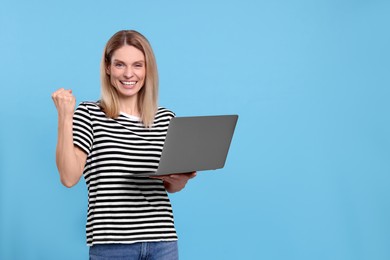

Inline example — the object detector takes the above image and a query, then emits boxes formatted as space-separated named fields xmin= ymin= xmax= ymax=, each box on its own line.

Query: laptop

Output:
xmin=136 ymin=115 xmax=238 ymax=177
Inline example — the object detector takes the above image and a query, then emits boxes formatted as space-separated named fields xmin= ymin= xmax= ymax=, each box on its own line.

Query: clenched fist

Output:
xmin=51 ymin=88 xmax=76 ymax=119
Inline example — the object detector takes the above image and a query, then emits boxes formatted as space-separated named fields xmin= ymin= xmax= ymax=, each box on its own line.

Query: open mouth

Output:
xmin=120 ymin=81 xmax=137 ymax=86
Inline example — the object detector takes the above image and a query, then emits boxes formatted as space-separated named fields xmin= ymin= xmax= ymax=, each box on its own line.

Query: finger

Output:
xmin=52 ymin=89 xmax=72 ymax=103
xmin=52 ymin=94 xmax=72 ymax=106
xmin=158 ymin=175 xmax=177 ymax=182
xmin=149 ymin=175 xmax=165 ymax=179
xmin=149 ymin=176 xmax=167 ymax=181
xmin=51 ymin=88 xmax=64 ymax=99
xmin=177 ymin=172 xmax=196 ymax=179
xmin=53 ymin=90 xmax=74 ymax=102
xmin=52 ymin=89 xmax=76 ymax=112
xmin=164 ymin=173 xmax=193 ymax=180
xmin=52 ymin=88 xmax=72 ymax=96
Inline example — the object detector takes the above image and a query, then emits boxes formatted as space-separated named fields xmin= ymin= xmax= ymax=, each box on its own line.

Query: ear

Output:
xmin=106 ymin=65 xmax=111 ymax=75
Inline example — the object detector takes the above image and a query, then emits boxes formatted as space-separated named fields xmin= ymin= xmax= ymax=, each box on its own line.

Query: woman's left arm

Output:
xmin=153 ymin=172 xmax=197 ymax=193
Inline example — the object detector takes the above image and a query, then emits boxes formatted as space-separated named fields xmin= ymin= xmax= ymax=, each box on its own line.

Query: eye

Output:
xmin=134 ymin=63 xmax=144 ymax=68
xmin=114 ymin=63 xmax=124 ymax=68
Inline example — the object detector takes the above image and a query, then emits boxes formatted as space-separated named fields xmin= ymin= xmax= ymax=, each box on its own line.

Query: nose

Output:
xmin=124 ymin=67 xmax=133 ymax=78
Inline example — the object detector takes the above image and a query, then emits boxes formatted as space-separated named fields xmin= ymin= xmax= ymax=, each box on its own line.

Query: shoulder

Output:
xmin=74 ymin=101 xmax=104 ymax=122
xmin=75 ymin=101 xmax=103 ymax=115
xmin=156 ymin=107 xmax=175 ymax=119
xmin=76 ymin=101 xmax=100 ymax=110
xmin=153 ymin=107 xmax=175 ymax=126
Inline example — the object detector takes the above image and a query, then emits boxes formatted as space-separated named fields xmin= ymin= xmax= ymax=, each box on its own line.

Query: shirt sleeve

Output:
xmin=73 ymin=103 xmax=93 ymax=155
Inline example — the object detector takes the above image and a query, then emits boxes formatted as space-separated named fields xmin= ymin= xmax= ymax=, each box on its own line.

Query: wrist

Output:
xmin=57 ymin=113 xmax=73 ymax=124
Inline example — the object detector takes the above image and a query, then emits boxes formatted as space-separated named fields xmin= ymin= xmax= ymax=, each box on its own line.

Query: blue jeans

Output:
xmin=89 ymin=241 xmax=179 ymax=260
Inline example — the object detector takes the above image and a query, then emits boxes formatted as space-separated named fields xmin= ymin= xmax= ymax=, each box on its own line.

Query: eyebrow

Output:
xmin=112 ymin=59 xmax=145 ymax=64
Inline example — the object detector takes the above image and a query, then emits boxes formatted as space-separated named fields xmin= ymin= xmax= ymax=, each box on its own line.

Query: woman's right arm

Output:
xmin=52 ymin=88 xmax=87 ymax=188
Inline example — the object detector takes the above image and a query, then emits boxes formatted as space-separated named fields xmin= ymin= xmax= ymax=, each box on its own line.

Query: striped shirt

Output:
xmin=72 ymin=101 xmax=178 ymax=246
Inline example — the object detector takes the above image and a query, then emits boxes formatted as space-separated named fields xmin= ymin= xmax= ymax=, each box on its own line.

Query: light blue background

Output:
xmin=1 ymin=0 xmax=389 ymax=259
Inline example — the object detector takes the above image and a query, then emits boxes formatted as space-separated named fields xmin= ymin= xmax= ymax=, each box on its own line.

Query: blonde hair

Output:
xmin=100 ymin=30 xmax=158 ymax=127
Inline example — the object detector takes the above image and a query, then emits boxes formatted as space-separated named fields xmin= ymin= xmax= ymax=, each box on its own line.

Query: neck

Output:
xmin=118 ymin=96 xmax=140 ymax=117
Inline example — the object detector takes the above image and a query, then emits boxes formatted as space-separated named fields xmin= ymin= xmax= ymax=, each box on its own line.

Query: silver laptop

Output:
xmin=136 ymin=115 xmax=238 ymax=177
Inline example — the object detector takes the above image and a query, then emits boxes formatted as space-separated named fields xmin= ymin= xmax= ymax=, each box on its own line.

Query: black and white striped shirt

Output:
xmin=72 ymin=101 xmax=178 ymax=246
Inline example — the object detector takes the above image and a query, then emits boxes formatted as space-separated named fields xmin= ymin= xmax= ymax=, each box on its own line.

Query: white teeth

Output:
xmin=121 ymin=81 xmax=136 ymax=85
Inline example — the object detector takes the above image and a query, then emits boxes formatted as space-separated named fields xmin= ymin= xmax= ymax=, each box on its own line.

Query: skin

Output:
xmin=52 ymin=45 xmax=196 ymax=192
xmin=107 ymin=45 xmax=146 ymax=116
xmin=52 ymin=88 xmax=86 ymax=188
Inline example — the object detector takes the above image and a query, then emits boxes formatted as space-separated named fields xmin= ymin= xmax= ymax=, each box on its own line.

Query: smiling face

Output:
xmin=107 ymin=45 xmax=146 ymax=102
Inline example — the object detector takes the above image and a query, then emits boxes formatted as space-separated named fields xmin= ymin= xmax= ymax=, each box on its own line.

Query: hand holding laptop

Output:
xmin=151 ymin=171 xmax=197 ymax=193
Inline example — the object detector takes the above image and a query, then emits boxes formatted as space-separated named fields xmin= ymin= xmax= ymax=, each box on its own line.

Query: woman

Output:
xmin=52 ymin=30 xmax=196 ymax=260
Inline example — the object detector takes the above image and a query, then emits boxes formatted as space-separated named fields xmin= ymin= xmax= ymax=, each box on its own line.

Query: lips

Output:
xmin=119 ymin=81 xmax=138 ymax=89
xmin=120 ymin=81 xmax=137 ymax=86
